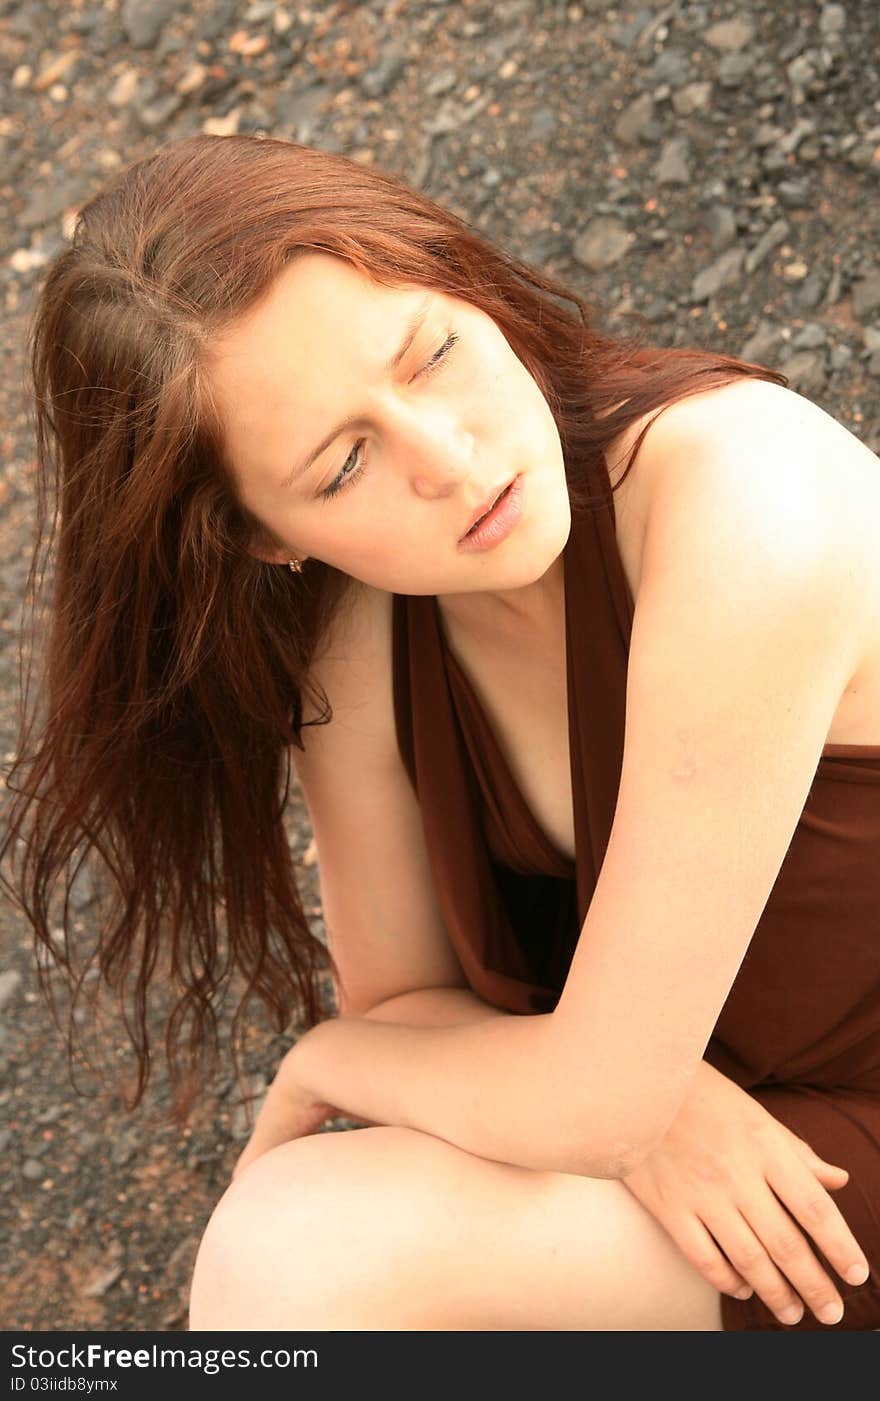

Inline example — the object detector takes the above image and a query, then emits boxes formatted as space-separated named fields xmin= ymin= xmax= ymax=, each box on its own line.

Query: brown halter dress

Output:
xmin=391 ymin=449 xmax=880 ymax=1331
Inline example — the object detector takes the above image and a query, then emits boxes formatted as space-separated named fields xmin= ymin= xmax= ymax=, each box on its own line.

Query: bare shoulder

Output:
xmin=608 ymin=377 xmax=877 ymax=491
xmin=642 ymin=377 xmax=877 ymax=487
xmin=613 ymin=378 xmax=879 ymax=612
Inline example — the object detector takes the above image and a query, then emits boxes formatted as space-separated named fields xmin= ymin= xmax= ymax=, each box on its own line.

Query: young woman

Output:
xmin=3 ymin=133 xmax=878 ymax=1332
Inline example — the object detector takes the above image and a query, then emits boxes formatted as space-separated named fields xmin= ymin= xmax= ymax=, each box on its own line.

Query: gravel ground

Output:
xmin=1 ymin=0 xmax=879 ymax=1333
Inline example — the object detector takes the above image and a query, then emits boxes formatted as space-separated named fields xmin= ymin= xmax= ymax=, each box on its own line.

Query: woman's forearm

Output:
xmin=292 ymin=1009 xmax=628 ymax=1178
xmin=322 ymin=987 xmax=513 ymax=1129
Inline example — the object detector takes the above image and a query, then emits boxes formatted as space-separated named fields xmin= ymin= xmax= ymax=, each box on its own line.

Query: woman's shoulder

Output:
xmin=604 ymin=379 xmax=880 ymax=651
xmin=608 ymin=378 xmax=879 ymax=548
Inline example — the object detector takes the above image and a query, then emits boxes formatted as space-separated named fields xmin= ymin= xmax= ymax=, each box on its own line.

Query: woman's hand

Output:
xmin=230 ymin=1039 xmax=375 ymax=1182
xmin=621 ymin=1061 xmax=870 ymax=1326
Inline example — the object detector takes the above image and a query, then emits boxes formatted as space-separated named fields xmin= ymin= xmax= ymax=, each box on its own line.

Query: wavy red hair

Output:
xmin=0 ymin=134 xmax=786 ymax=1120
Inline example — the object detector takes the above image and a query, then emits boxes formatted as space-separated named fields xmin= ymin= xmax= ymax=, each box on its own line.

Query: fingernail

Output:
xmin=846 ymin=1263 xmax=869 ymax=1286
xmin=818 ymin=1301 xmax=844 ymax=1325
xmin=733 ymin=1286 xmax=753 ymax=1300
xmin=779 ymin=1305 xmax=803 ymax=1325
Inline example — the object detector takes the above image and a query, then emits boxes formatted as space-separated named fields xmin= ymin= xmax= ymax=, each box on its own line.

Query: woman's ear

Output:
xmin=244 ymin=520 xmax=302 ymax=567
xmin=248 ymin=541 xmax=293 ymax=566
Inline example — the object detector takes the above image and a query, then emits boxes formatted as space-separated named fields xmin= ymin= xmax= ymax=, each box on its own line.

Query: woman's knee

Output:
xmin=188 ymin=1125 xmax=458 ymax=1330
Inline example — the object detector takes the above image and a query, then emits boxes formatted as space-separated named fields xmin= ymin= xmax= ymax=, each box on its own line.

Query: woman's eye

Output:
xmin=419 ymin=330 xmax=459 ymax=380
xmin=319 ymin=331 xmax=460 ymax=502
xmin=321 ymin=439 xmax=366 ymax=501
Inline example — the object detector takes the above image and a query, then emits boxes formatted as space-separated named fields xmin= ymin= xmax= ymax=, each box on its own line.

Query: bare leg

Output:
xmin=189 ymin=1125 xmax=723 ymax=1330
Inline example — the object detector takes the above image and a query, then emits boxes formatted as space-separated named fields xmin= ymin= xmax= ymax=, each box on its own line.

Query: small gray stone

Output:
xmin=778 ymin=119 xmax=817 ymax=156
xmin=0 ymin=970 xmax=22 ymax=1013
xmin=744 ymin=219 xmax=790 ymax=275
xmin=703 ymin=205 xmax=737 ymax=250
xmin=651 ymin=49 xmax=691 ymax=87
xmin=741 ymin=323 xmax=783 ymax=364
xmin=825 ymin=266 xmax=843 ymax=307
xmin=611 ymin=8 xmax=657 ymax=52
xmin=795 ymin=270 xmax=828 ymax=312
xmin=691 ymin=247 xmax=745 ymax=302
xmin=819 ymin=4 xmax=846 ymax=36
xmin=718 ymin=53 xmax=752 ymax=88
xmin=83 ymin=1262 xmax=124 ymax=1298
xmin=851 ymin=275 xmax=880 ymax=321
xmin=195 ymin=0 xmax=238 ymax=41
xmin=614 ymin=93 xmax=655 ymax=146
xmin=753 ymin=122 xmax=784 ymax=149
xmin=22 ymin=1158 xmax=44 ymax=1182
xmin=572 ymin=217 xmax=635 ymax=272
xmin=671 ymin=81 xmax=711 ymax=115
xmin=111 ymin=1138 xmax=136 ymax=1167
xmin=780 ymin=349 xmax=826 ymax=396
xmin=846 ymin=142 xmax=879 ymax=172
xmin=704 ymin=18 xmax=755 ymax=51
xmin=656 ymin=137 xmax=690 ymax=185
xmin=829 ymin=345 xmax=853 ymax=371
xmin=777 ymin=179 xmax=812 ymax=210
xmin=121 ymin=0 xmax=180 ymax=49
xmin=135 ymin=92 xmax=183 ymax=131
xmin=425 ymin=70 xmax=457 ymax=98
xmin=788 ymin=53 xmax=816 ymax=94
xmin=792 ymin=323 xmax=828 ymax=350
xmin=863 ymin=327 xmax=880 ymax=353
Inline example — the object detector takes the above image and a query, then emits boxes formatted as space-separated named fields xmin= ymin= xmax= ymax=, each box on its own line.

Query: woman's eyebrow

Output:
xmin=282 ymin=293 xmax=433 ymax=488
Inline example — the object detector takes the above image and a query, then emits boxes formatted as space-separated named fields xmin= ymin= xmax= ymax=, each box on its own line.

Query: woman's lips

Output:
xmin=461 ymin=478 xmax=515 ymax=539
xmin=457 ymin=474 xmax=523 ymax=552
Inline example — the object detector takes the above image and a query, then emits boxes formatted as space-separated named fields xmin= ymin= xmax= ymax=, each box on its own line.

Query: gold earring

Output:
xmin=288 ymin=558 xmax=303 ymax=573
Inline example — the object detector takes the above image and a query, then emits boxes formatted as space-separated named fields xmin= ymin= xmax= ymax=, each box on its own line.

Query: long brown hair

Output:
xmin=0 ymin=133 xmax=787 ymax=1120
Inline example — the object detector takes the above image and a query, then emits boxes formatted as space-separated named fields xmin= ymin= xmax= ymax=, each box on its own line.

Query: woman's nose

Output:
xmin=403 ymin=409 xmax=475 ymax=488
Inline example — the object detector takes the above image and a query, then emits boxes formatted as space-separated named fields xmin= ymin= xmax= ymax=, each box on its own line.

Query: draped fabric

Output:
xmin=391 ymin=448 xmax=880 ymax=1330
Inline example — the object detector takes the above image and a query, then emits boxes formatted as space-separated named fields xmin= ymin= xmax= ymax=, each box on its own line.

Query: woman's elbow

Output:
xmin=552 ymin=1119 xmax=647 ymax=1180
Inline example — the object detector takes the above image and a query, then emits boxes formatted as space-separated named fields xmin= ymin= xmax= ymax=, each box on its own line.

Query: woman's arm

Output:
xmin=295 ymin=401 xmax=869 ymax=1181
xmin=231 ymin=986 xmax=516 ymax=1177
xmin=292 ymin=1008 xmax=630 ymax=1177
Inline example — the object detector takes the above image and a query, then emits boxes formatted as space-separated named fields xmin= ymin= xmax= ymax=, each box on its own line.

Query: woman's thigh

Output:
xmin=190 ymin=1125 xmax=724 ymax=1330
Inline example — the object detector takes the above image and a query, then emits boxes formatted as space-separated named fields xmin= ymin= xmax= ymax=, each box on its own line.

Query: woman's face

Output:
xmin=207 ymin=251 xmax=571 ymax=607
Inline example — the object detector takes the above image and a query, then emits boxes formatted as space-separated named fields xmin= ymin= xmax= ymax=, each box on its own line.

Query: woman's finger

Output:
xmin=661 ymin=1211 xmax=754 ymax=1301
xmin=813 ymin=1161 xmax=849 ymax=1185
xmin=765 ymin=1153 xmax=869 ymax=1296
xmin=702 ymin=1202 xmax=809 ymax=1326
xmin=734 ymin=1179 xmax=849 ymax=1325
